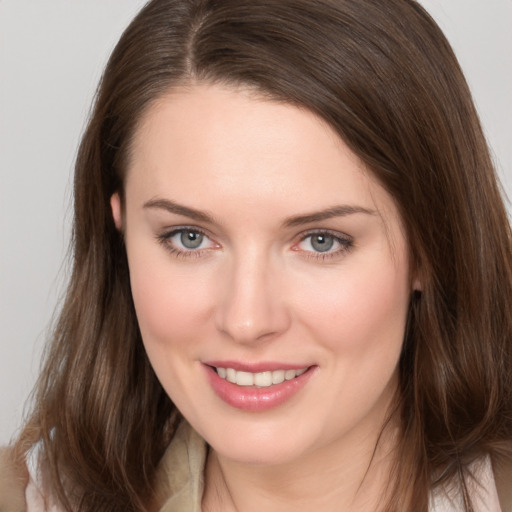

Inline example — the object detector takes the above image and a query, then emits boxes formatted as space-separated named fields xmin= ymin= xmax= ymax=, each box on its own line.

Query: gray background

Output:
xmin=1 ymin=0 xmax=511 ymax=445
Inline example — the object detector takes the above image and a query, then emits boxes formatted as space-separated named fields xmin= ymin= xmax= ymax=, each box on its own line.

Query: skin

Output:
xmin=111 ymin=84 xmax=416 ymax=511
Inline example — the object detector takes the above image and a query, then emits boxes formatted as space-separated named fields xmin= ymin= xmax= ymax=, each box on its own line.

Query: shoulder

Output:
xmin=431 ymin=454 xmax=512 ymax=512
xmin=1 ymin=442 xmax=65 ymax=512
xmin=494 ymin=453 xmax=512 ymax=512
xmin=0 ymin=446 xmax=29 ymax=512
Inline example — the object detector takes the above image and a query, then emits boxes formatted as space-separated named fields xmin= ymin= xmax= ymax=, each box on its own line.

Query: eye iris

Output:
xmin=311 ymin=234 xmax=334 ymax=252
xmin=180 ymin=231 xmax=203 ymax=249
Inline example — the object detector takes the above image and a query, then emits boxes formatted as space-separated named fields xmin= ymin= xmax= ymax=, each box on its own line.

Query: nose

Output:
xmin=215 ymin=251 xmax=291 ymax=344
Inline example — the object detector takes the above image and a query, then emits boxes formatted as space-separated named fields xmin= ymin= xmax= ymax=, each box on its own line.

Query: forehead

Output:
xmin=126 ymin=84 xmax=400 ymax=226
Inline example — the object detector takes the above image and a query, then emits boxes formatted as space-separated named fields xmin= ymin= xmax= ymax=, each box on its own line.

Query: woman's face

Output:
xmin=113 ymin=84 xmax=414 ymax=466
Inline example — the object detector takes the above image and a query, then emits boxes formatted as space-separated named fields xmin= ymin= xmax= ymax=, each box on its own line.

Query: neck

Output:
xmin=202 ymin=419 xmax=398 ymax=512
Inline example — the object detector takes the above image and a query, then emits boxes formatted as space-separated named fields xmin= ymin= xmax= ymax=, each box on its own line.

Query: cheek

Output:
xmin=293 ymin=257 xmax=410 ymax=358
xmin=292 ymin=259 xmax=410 ymax=433
xmin=127 ymin=247 xmax=215 ymax=350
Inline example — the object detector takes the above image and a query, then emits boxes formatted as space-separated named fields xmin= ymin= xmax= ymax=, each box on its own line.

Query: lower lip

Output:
xmin=203 ymin=365 xmax=316 ymax=412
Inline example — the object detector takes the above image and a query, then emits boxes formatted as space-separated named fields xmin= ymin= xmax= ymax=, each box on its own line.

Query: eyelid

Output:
xmin=294 ymin=228 xmax=353 ymax=244
xmin=291 ymin=228 xmax=354 ymax=259
xmin=156 ymin=225 xmax=220 ymax=257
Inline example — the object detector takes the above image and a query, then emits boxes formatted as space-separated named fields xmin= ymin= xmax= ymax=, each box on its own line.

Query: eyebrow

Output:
xmin=143 ymin=198 xmax=216 ymax=224
xmin=143 ymin=197 xmax=376 ymax=227
xmin=283 ymin=205 xmax=377 ymax=228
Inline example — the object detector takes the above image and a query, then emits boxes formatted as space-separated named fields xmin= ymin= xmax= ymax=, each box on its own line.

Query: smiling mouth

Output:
xmin=204 ymin=363 xmax=316 ymax=411
xmin=212 ymin=367 xmax=308 ymax=387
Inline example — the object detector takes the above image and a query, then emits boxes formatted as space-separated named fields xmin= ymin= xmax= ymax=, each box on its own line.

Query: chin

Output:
xmin=200 ymin=418 xmax=319 ymax=467
xmin=215 ymin=441 xmax=304 ymax=467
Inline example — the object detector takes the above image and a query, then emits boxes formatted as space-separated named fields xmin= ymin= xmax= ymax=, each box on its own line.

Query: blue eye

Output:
xmin=296 ymin=231 xmax=352 ymax=256
xmin=158 ymin=228 xmax=217 ymax=256
xmin=309 ymin=234 xmax=335 ymax=252
xmin=178 ymin=230 xmax=205 ymax=249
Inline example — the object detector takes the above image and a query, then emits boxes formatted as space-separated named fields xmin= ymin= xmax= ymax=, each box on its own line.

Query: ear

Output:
xmin=410 ymin=258 xmax=423 ymax=292
xmin=411 ymin=268 xmax=423 ymax=291
xmin=412 ymin=276 xmax=422 ymax=292
xmin=110 ymin=192 xmax=123 ymax=231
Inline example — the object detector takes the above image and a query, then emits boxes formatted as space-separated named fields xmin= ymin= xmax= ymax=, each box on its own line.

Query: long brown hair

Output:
xmin=16 ymin=1 xmax=512 ymax=510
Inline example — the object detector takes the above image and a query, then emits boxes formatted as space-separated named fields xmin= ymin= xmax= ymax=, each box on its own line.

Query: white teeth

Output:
xmin=226 ymin=368 xmax=236 ymax=382
xmin=285 ymin=369 xmax=296 ymax=380
xmin=216 ymin=367 xmax=308 ymax=387
xmin=236 ymin=371 xmax=254 ymax=386
xmin=254 ymin=371 xmax=272 ymax=387
xmin=272 ymin=370 xmax=285 ymax=384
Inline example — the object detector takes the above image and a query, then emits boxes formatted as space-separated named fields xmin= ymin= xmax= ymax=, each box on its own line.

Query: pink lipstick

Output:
xmin=202 ymin=361 xmax=316 ymax=412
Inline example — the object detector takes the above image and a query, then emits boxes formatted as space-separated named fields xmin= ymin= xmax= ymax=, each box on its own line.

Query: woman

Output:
xmin=1 ymin=0 xmax=511 ymax=510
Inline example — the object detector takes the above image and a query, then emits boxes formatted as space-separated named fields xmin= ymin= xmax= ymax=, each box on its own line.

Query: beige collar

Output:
xmin=152 ymin=422 xmax=503 ymax=512
xmin=154 ymin=421 xmax=207 ymax=512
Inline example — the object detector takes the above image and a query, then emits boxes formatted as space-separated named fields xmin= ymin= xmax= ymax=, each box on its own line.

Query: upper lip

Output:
xmin=203 ymin=360 xmax=313 ymax=373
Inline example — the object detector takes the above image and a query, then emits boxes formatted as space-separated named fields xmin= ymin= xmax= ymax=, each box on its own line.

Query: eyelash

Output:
xmin=156 ymin=227 xmax=215 ymax=259
xmin=156 ymin=227 xmax=354 ymax=261
xmin=293 ymin=230 xmax=354 ymax=261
